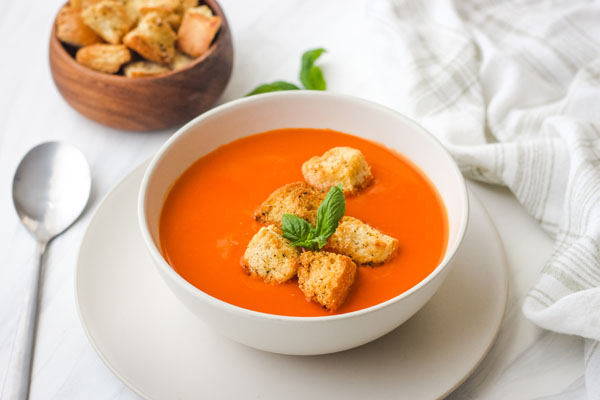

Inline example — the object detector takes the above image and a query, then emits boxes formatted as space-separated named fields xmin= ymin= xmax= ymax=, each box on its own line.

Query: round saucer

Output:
xmin=76 ymin=162 xmax=507 ymax=399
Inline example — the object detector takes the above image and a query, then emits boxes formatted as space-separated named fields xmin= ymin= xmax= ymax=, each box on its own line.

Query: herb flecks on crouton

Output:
xmin=298 ymin=251 xmax=357 ymax=311
xmin=123 ymin=11 xmax=177 ymax=65
xmin=81 ymin=0 xmax=134 ymax=44
xmin=76 ymin=44 xmax=131 ymax=73
xmin=302 ymin=147 xmax=373 ymax=195
xmin=255 ymin=182 xmax=325 ymax=227
xmin=177 ymin=5 xmax=221 ymax=57
xmin=326 ymin=216 xmax=398 ymax=265
xmin=242 ymin=226 xmax=301 ymax=284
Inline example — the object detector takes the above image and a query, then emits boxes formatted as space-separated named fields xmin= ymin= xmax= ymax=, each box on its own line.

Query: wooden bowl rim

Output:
xmin=51 ymin=0 xmax=230 ymax=82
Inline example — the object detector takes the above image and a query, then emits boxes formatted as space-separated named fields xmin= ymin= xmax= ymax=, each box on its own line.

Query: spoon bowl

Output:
xmin=13 ymin=142 xmax=91 ymax=242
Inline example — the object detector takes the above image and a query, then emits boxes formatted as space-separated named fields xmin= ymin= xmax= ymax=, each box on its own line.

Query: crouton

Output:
xmin=56 ymin=6 xmax=102 ymax=47
xmin=81 ymin=1 xmax=133 ymax=44
xmin=188 ymin=4 xmax=213 ymax=17
xmin=178 ymin=0 xmax=198 ymax=14
xmin=70 ymin=0 xmax=103 ymax=10
xmin=123 ymin=11 xmax=176 ymax=65
xmin=242 ymin=226 xmax=301 ymax=284
xmin=325 ymin=216 xmax=398 ymax=265
xmin=165 ymin=12 xmax=183 ymax=30
xmin=76 ymin=44 xmax=131 ymax=73
xmin=255 ymin=182 xmax=325 ymax=227
xmin=177 ymin=6 xmax=221 ymax=57
xmin=122 ymin=0 xmax=142 ymax=23
xmin=171 ymin=50 xmax=194 ymax=70
xmin=137 ymin=0 xmax=180 ymax=14
xmin=123 ymin=61 xmax=170 ymax=77
xmin=302 ymin=147 xmax=373 ymax=195
xmin=298 ymin=251 xmax=357 ymax=311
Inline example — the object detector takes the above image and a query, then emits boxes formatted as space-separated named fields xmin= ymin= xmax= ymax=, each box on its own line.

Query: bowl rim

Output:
xmin=138 ymin=91 xmax=470 ymax=323
xmin=50 ymin=0 xmax=229 ymax=81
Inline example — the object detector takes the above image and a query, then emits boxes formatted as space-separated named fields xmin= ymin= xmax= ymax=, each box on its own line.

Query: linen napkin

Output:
xmin=364 ymin=0 xmax=600 ymax=397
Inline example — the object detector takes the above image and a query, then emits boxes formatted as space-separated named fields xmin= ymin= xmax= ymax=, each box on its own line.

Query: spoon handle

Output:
xmin=1 ymin=242 xmax=47 ymax=400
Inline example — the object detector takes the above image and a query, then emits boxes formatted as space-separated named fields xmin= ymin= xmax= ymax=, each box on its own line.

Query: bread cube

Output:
xmin=70 ymin=0 xmax=103 ymax=10
xmin=177 ymin=5 xmax=221 ymax=57
xmin=298 ymin=251 xmax=357 ymax=311
xmin=171 ymin=50 xmax=195 ymax=70
xmin=76 ymin=44 xmax=131 ymax=73
xmin=81 ymin=1 xmax=133 ymax=44
xmin=178 ymin=0 xmax=198 ymax=14
xmin=123 ymin=61 xmax=169 ymax=77
xmin=242 ymin=226 xmax=301 ymax=284
xmin=122 ymin=0 xmax=142 ymax=23
xmin=255 ymin=182 xmax=325 ymax=227
xmin=325 ymin=216 xmax=398 ymax=265
xmin=56 ymin=6 xmax=102 ymax=47
xmin=137 ymin=0 xmax=179 ymax=13
xmin=123 ymin=11 xmax=177 ymax=65
xmin=302 ymin=147 xmax=373 ymax=194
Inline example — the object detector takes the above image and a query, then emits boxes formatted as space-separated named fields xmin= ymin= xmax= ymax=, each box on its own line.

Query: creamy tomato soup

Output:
xmin=159 ymin=128 xmax=448 ymax=317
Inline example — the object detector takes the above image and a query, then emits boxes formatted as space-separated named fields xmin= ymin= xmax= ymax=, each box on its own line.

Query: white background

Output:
xmin=0 ymin=0 xmax=586 ymax=398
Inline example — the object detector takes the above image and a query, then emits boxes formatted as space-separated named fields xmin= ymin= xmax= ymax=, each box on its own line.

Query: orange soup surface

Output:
xmin=159 ymin=128 xmax=448 ymax=317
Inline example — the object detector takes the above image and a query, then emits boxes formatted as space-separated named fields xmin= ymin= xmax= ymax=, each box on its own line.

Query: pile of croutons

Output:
xmin=243 ymin=147 xmax=399 ymax=312
xmin=55 ymin=0 xmax=221 ymax=76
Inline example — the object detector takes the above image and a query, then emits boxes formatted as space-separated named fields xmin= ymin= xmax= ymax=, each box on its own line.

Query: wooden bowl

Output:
xmin=49 ymin=0 xmax=233 ymax=132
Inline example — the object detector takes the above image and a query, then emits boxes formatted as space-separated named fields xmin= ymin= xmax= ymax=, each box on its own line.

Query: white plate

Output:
xmin=75 ymin=162 xmax=507 ymax=400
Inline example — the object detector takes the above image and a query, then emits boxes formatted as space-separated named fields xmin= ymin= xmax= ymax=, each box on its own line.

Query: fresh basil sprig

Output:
xmin=246 ymin=48 xmax=327 ymax=96
xmin=300 ymin=48 xmax=326 ymax=90
xmin=281 ymin=184 xmax=345 ymax=251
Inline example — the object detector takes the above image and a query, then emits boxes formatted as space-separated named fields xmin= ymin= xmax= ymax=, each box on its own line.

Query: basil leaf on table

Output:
xmin=245 ymin=47 xmax=327 ymax=96
xmin=245 ymin=81 xmax=300 ymax=96
xmin=299 ymin=48 xmax=327 ymax=91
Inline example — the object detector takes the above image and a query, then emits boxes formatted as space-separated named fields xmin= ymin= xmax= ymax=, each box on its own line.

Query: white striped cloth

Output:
xmin=364 ymin=0 xmax=600 ymax=397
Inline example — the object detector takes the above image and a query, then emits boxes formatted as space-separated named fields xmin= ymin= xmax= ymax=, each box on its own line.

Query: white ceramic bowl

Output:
xmin=138 ymin=91 xmax=469 ymax=355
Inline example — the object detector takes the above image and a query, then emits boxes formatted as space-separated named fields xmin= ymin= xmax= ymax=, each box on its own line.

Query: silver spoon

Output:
xmin=2 ymin=142 xmax=91 ymax=400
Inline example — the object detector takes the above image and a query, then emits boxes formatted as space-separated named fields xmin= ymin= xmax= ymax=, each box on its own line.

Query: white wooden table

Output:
xmin=0 ymin=0 xmax=585 ymax=398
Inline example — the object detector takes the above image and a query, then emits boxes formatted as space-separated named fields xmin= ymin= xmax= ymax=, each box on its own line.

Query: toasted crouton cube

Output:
xmin=76 ymin=44 xmax=131 ymax=73
xmin=325 ymin=216 xmax=398 ymax=265
xmin=123 ymin=12 xmax=176 ymax=65
xmin=177 ymin=6 xmax=221 ymax=57
xmin=302 ymin=147 xmax=373 ymax=194
xmin=70 ymin=0 xmax=103 ymax=10
xmin=189 ymin=4 xmax=213 ymax=17
xmin=123 ymin=61 xmax=170 ymax=77
xmin=171 ymin=50 xmax=194 ymax=70
xmin=255 ymin=182 xmax=325 ymax=227
xmin=121 ymin=0 xmax=142 ymax=23
xmin=178 ymin=0 xmax=198 ymax=14
xmin=242 ymin=226 xmax=301 ymax=284
xmin=56 ymin=6 xmax=102 ymax=47
xmin=298 ymin=251 xmax=357 ymax=311
xmin=137 ymin=0 xmax=179 ymax=13
xmin=165 ymin=12 xmax=183 ymax=30
xmin=81 ymin=1 xmax=133 ymax=44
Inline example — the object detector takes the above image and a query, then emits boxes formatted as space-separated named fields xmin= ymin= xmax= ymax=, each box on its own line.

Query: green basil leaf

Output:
xmin=314 ymin=235 xmax=329 ymax=250
xmin=299 ymin=48 xmax=327 ymax=90
xmin=281 ymin=214 xmax=314 ymax=243
xmin=315 ymin=184 xmax=345 ymax=241
xmin=291 ymin=239 xmax=318 ymax=251
xmin=245 ymin=81 xmax=301 ymax=97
